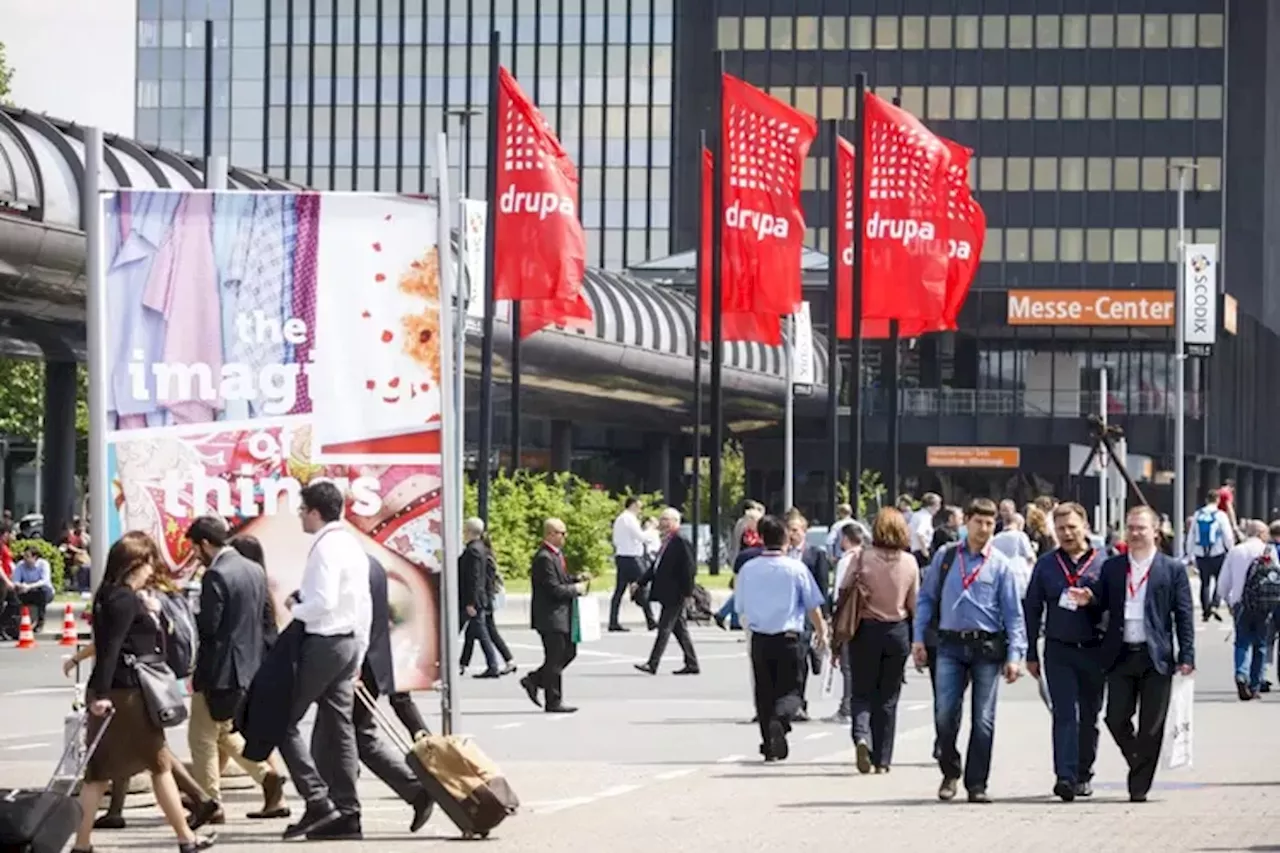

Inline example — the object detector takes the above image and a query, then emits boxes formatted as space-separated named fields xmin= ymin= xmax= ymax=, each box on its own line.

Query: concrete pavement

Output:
xmin=0 ymin=616 xmax=1276 ymax=851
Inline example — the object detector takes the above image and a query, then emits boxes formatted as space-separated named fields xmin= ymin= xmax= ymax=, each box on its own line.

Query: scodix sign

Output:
xmin=1182 ymin=243 xmax=1218 ymax=355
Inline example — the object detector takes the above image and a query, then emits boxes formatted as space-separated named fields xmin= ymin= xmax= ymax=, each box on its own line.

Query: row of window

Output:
xmin=803 ymin=227 xmax=1221 ymax=266
xmin=141 ymin=0 xmax=675 ymax=23
xmin=768 ymin=83 xmax=1224 ymax=123
xmin=800 ymin=156 xmax=1222 ymax=194
xmin=717 ymin=13 xmax=1225 ymax=53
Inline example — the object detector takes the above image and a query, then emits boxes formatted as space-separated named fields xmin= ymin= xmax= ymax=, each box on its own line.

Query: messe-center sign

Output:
xmin=1006 ymin=289 xmax=1175 ymax=327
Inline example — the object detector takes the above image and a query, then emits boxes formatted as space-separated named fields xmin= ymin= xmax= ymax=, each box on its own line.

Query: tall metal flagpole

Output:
xmin=692 ymin=129 xmax=707 ymax=561
xmin=477 ymin=30 xmax=500 ymax=521
xmin=709 ymin=55 xmax=725 ymax=575
xmin=447 ymin=107 xmax=480 ymax=544
xmin=848 ymin=75 xmax=868 ymax=515
xmin=784 ymin=314 xmax=794 ymax=511
xmin=1099 ymin=367 xmax=1109 ymax=537
xmin=435 ymin=132 xmax=463 ymax=736
xmin=825 ymin=119 xmax=840 ymax=520
xmin=1173 ymin=163 xmax=1191 ymax=559
xmin=202 ymin=20 xmax=214 ymax=179
xmin=885 ymin=95 xmax=903 ymax=504
xmin=84 ymin=127 xmax=109 ymax=592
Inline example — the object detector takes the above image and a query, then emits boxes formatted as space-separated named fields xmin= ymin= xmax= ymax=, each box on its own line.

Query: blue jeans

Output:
xmin=716 ymin=594 xmax=740 ymax=628
xmin=1233 ymin=605 xmax=1267 ymax=692
xmin=934 ymin=641 xmax=1003 ymax=792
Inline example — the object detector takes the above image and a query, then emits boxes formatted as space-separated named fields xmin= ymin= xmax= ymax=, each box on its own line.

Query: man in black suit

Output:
xmin=186 ymin=516 xmax=285 ymax=823
xmin=358 ymin=554 xmax=434 ymax=833
xmin=520 ymin=518 xmax=588 ymax=713
xmin=1073 ymin=505 xmax=1195 ymax=803
xmin=633 ymin=508 xmax=700 ymax=676
xmin=458 ymin=517 xmax=505 ymax=677
xmin=785 ymin=511 xmax=831 ymax=720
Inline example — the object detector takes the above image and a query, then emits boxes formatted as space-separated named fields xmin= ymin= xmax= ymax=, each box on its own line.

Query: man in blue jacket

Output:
xmin=1024 ymin=501 xmax=1105 ymax=802
xmin=1070 ymin=505 xmax=1195 ymax=803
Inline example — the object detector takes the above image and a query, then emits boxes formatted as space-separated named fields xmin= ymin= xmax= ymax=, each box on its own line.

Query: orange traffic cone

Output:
xmin=15 ymin=607 xmax=36 ymax=649
xmin=59 ymin=604 xmax=77 ymax=647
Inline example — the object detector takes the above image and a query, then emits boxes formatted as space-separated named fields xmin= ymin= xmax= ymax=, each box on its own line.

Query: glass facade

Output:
xmin=135 ymin=0 xmax=676 ymax=270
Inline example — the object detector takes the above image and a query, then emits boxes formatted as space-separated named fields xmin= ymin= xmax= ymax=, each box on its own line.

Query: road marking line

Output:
xmin=544 ymin=714 xmax=573 ymax=723
xmin=906 ymin=701 xmax=930 ymax=712
xmin=5 ymin=743 xmax=49 ymax=752
xmin=803 ymin=731 xmax=831 ymax=741
xmin=0 ymin=729 xmax=60 ymax=742
xmin=493 ymin=722 xmax=524 ymax=730
xmin=594 ymin=784 xmax=643 ymax=799
xmin=2 ymin=688 xmax=73 ymax=697
xmin=531 ymin=796 xmax=598 ymax=815
xmin=715 ymin=754 xmax=746 ymax=763
xmin=653 ymin=768 xmax=698 ymax=781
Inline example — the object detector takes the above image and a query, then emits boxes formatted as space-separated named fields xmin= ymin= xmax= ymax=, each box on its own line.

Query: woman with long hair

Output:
xmin=71 ymin=531 xmax=215 ymax=853
xmin=837 ymin=507 xmax=919 ymax=775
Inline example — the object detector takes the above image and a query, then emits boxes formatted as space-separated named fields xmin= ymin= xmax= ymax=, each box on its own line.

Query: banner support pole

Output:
xmin=85 ymin=127 xmax=109 ymax=594
xmin=709 ymin=54 xmax=725 ymax=575
xmin=824 ymin=119 xmax=840 ymax=521
xmin=435 ymin=132 xmax=463 ymax=737
xmin=848 ymin=74 xmax=867 ymax=517
xmin=692 ymin=129 xmax=706 ymax=562
xmin=784 ymin=315 xmax=794 ymax=512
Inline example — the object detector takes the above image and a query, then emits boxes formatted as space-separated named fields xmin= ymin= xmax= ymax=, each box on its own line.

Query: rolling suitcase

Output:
xmin=0 ymin=707 xmax=113 ymax=853
xmin=355 ymin=686 xmax=518 ymax=839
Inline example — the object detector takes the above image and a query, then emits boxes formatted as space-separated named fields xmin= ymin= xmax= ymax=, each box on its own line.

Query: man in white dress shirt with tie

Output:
xmin=280 ymin=480 xmax=373 ymax=840
xmin=1074 ymin=505 xmax=1194 ymax=803
xmin=609 ymin=497 xmax=657 ymax=632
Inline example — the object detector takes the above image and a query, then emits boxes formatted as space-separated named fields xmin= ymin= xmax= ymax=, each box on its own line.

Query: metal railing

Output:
xmin=850 ymin=388 xmax=1203 ymax=418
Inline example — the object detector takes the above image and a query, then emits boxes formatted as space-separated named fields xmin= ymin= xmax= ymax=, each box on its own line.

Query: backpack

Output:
xmin=924 ymin=544 xmax=960 ymax=649
xmin=1241 ymin=550 xmax=1280 ymax=616
xmin=1194 ymin=508 xmax=1220 ymax=552
xmin=684 ymin=584 xmax=713 ymax=624
xmin=158 ymin=590 xmax=197 ymax=678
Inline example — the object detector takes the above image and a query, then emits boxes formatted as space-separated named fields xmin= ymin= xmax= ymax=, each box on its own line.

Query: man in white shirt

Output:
xmin=1219 ymin=519 xmax=1274 ymax=699
xmin=1185 ymin=490 xmax=1236 ymax=620
xmin=279 ymin=480 xmax=373 ymax=841
xmin=609 ymin=497 xmax=656 ymax=632
xmin=908 ymin=493 xmax=941 ymax=566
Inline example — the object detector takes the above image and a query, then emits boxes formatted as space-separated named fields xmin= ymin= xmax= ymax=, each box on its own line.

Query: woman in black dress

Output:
xmin=71 ymin=531 xmax=214 ymax=853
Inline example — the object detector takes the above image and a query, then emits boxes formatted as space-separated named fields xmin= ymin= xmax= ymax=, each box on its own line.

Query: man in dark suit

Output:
xmin=785 ymin=511 xmax=832 ymax=720
xmin=186 ymin=516 xmax=285 ymax=822
xmin=520 ymin=518 xmax=588 ymax=713
xmin=458 ymin=517 xmax=506 ymax=677
xmin=358 ymin=554 xmax=434 ymax=833
xmin=633 ymin=508 xmax=700 ymax=676
xmin=1073 ymin=505 xmax=1195 ymax=803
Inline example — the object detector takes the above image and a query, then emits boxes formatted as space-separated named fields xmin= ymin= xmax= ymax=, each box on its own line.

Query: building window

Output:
xmin=1034 ymin=87 xmax=1057 ymax=120
xmin=1089 ymin=14 xmax=1114 ymax=48
xmin=978 ymin=156 xmax=1002 ymax=192
xmin=1005 ymin=157 xmax=1031 ymax=192
xmin=1035 ymin=15 xmax=1060 ymax=48
xmin=928 ymin=15 xmax=951 ymax=49
xmin=1143 ymin=14 xmax=1169 ymax=48
xmin=981 ymin=15 xmax=1005 ymax=49
xmin=1033 ymin=157 xmax=1057 ymax=191
xmin=1113 ymin=229 xmax=1139 ymax=263
xmin=901 ymin=16 xmax=926 ymax=49
xmin=741 ymin=16 xmax=766 ymax=50
xmin=795 ymin=16 xmax=820 ymax=50
xmin=1199 ymin=157 xmax=1222 ymax=191
xmin=1140 ymin=229 xmax=1166 ymax=263
xmin=822 ymin=16 xmax=845 ymax=50
xmin=1060 ymin=157 xmax=1085 ymax=191
xmin=1032 ymin=228 xmax=1056 ymax=262
xmin=1141 ymin=157 xmax=1168 ymax=192
xmin=769 ymin=16 xmax=793 ymax=50
xmin=1008 ymin=15 xmax=1034 ymax=49
xmin=1198 ymin=85 xmax=1223 ymax=120
xmin=821 ymin=86 xmax=844 ymax=119
xmin=1088 ymin=86 xmax=1113 ymax=120
xmin=1199 ymin=14 xmax=1224 ymax=48
xmin=1115 ymin=14 xmax=1142 ymax=48
xmin=982 ymin=229 xmax=1003 ymax=263
xmin=899 ymin=86 xmax=925 ymax=118
xmin=1115 ymin=86 xmax=1141 ymax=120
xmin=874 ymin=16 xmax=898 ymax=49
xmin=953 ymin=86 xmax=978 ymax=120
xmin=1114 ymin=158 xmax=1140 ymax=191
xmin=980 ymin=86 xmax=1005 ymax=120
xmin=1005 ymin=228 xmax=1030 ymax=262
xmin=1169 ymin=86 xmax=1196 ymax=120
xmin=954 ymin=15 xmax=980 ymax=49
xmin=1061 ymin=86 xmax=1087 ymax=119
xmin=849 ymin=16 xmax=872 ymax=50
xmin=717 ymin=16 xmax=739 ymax=50
xmin=1007 ymin=87 xmax=1032 ymax=120
xmin=1062 ymin=14 xmax=1088 ymax=48
xmin=1060 ymin=229 xmax=1084 ymax=263
xmin=927 ymin=86 xmax=951 ymax=120
xmin=1087 ymin=158 xmax=1111 ymax=191
xmin=1170 ymin=14 xmax=1197 ymax=48
xmin=1086 ymin=228 xmax=1111 ymax=262
xmin=1142 ymin=86 xmax=1167 ymax=120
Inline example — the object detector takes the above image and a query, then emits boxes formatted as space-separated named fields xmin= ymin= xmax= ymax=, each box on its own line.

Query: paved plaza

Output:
xmin=0 ymin=619 xmax=1276 ymax=852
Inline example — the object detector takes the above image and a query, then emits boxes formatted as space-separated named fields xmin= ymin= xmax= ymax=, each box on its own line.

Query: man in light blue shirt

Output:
xmin=735 ymin=515 xmax=829 ymax=763
xmin=13 ymin=546 xmax=55 ymax=632
xmin=912 ymin=498 xmax=1026 ymax=804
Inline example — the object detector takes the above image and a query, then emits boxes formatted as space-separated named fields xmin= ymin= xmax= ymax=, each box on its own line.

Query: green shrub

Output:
xmin=837 ymin=469 xmax=887 ymax=518
xmin=683 ymin=440 xmax=747 ymax=532
xmin=13 ymin=538 xmax=66 ymax=592
xmin=464 ymin=471 xmax=662 ymax=580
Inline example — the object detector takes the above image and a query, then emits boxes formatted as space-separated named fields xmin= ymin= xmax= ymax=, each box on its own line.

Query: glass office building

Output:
xmin=135 ymin=0 xmax=676 ymax=270
xmin=674 ymin=1 xmax=1280 ymax=519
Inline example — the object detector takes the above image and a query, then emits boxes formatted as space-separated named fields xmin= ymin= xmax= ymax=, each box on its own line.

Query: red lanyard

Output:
xmin=959 ymin=550 xmax=984 ymax=590
xmin=1056 ymin=549 xmax=1096 ymax=587
xmin=1127 ymin=562 xmax=1151 ymax=598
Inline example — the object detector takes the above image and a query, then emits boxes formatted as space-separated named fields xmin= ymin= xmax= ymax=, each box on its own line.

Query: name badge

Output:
xmin=1124 ymin=599 xmax=1143 ymax=621
xmin=1057 ymin=590 xmax=1078 ymax=611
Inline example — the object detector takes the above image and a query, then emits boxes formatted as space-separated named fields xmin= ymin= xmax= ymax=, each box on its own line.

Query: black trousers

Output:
xmin=750 ymin=632 xmax=804 ymax=748
xmin=610 ymin=556 xmax=656 ymax=628
xmin=0 ymin=587 xmax=18 ymax=637
xmin=925 ymin=643 xmax=940 ymax=760
xmin=18 ymin=587 xmax=52 ymax=628
xmin=1105 ymin=645 xmax=1172 ymax=799
xmin=1043 ymin=640 xmax=1105 ymax=784
xmin=1195 ymin=554 xmax=1225 ymax=613
xmin=646 ymin=601 xmax=699 ymax=670
xmin=460 ymin=609 xmax=512 ymax=673
xmin=531 ymin=630 xmax=577 ymax=709
xmin=389 ymin=691 xmax=431 ymax=738
xmin=848 ymin=619 xmax=910 ymax=767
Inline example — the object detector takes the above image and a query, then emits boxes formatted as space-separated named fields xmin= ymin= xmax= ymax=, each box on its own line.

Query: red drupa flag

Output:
xmin=940 ymin=139 xmax=985 ymax=325
xmin=699 ymin=147 xmax=781 ymax=346
xmin=859 ymin=92 xmax=953 ymax=324
xmin=518 ymin=291 xmax=594 ymax=339
xmin=720 ymin=73 xmax=817 ymax=317
xmin=493 ymin=66 xmax=586 ymax=303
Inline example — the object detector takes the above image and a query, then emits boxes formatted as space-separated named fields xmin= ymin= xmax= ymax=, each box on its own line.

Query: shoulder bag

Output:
xmin=830 ymin=551 xmax=867 ymax=651
xmin=124 ymin=653 xmax=189 ymax=729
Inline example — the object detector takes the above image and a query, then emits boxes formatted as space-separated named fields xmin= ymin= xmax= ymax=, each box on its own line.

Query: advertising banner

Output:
xmin=791 ymin=301 xmax=815 ymax=391
xmin=1182 ymin=244 xmax=1218 ymax=353
xmin=102 ymin=189 xmax=445 ymax=689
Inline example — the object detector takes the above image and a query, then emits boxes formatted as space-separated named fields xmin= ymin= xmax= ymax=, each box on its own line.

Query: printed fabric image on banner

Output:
xmin=310 ymin=193 xmax=445 ymax=463
xmin=103 ymin=190 xmax=321 ymax=430
xmin=107 ymin=418 xmax=443 ymax=690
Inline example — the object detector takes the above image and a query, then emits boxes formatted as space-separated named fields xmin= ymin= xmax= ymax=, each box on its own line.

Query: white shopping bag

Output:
xmin=572 ymin=595 xmax=602 ymax=644
xmin=820 ymin=651 xmax=837 ymax=697
xmin=1164 ymin=675 xmax=1194 ymax=770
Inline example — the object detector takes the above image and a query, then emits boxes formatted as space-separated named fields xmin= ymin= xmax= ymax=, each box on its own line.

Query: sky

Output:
xmin=0 ymin=0 xmax=136 ymax=136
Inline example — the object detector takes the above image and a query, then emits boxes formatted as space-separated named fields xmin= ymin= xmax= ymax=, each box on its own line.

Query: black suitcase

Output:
xmin=0 ymin=707 xmax=112 ymax=853
xmin=355 ymin=687 xmax=517 ymax=839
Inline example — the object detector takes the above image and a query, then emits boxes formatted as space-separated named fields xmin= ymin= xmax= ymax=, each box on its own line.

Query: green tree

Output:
xmin=838 ymin=469 xmax=887 ymax=518
xmin=0 ymin=41 xmax=13 ymax=103
xmin=683 ymin=439 xmax=747 ymax=534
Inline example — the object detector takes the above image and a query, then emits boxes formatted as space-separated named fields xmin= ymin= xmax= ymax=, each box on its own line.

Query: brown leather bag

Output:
xmin=830 ymin=550 xmax=867 ymax=650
